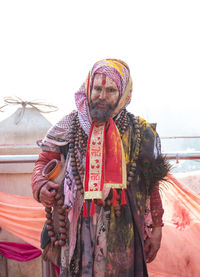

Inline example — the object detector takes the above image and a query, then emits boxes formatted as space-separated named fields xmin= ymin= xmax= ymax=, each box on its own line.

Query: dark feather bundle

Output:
xmin=140 ymin=155 xmax=171 ymax=195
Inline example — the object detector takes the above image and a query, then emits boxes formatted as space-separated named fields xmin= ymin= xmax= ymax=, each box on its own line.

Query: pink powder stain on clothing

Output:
xmin=148 ymin=174 xmax=200 ymax=277
xmin=171 ymin=203 xmax=191 ymax=230
xmin=109 ymin=252 xmax=113 ymax=258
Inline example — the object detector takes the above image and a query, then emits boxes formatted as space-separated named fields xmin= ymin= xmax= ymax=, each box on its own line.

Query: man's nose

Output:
xmin=99 ymin=89 xmax=106 ymax=100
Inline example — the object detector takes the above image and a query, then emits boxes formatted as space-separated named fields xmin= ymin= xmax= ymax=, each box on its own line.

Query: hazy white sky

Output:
xmin=0 ymin=0 xmax=200 ymax=136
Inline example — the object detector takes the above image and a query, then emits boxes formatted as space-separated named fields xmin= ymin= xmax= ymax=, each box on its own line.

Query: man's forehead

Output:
xmin=93 ymin=73 xmax=118 ymax=88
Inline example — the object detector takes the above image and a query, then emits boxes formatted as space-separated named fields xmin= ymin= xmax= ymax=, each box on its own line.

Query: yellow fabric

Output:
xmin=137 ymin=116 xmax=157 ymax=136
xmin=112 ymin=76 xmax=132 ymax=118
xmin=102 ymin=60 xmax=127 ymax=77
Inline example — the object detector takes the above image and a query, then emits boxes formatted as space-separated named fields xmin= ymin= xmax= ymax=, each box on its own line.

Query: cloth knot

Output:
xmin=0 ymin=96 xmax=58 ymax=124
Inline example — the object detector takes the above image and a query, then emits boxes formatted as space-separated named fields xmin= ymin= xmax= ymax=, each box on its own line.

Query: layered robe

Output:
xmin=32 ymin=111 xmax=167 ymax=277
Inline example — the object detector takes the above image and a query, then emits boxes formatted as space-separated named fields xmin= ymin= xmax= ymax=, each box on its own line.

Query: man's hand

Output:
xmin=39 ymin=181 xmax=60 ymax=207
xmin=144 ymin=226 xmax=162 ymax=263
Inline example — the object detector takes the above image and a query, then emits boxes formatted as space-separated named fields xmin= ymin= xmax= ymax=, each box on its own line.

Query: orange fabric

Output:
xmin=104 ymin=117 xmax=126 ymax=186
xmin=0 ymin=191 xmax=45 ymax=249
xmin=148 ymin=173 xmax=200 ymax=276
xmin=1 ymin=173 xmax=200 ymax=276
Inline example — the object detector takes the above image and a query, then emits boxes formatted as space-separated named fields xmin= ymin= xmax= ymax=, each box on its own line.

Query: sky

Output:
xmin=0 ymin=0 xmax=200 ymax=137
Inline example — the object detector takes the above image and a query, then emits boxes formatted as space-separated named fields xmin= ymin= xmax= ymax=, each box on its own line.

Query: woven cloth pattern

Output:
xmin=91 ymin=59 xmax=130 ymax=94
xmin=43 ymin=111 xmax=76 ymax=145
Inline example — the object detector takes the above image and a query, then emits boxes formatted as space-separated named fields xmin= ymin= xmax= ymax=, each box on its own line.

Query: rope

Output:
xmin=0 ymin=96 xmax=58 ymax=124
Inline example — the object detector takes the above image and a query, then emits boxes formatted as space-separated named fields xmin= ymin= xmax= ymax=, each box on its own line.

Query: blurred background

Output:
xmin=0 ymin=0 xmax=200 ymax=173
xmin=0 ymin=3 xmax=200 ymax=276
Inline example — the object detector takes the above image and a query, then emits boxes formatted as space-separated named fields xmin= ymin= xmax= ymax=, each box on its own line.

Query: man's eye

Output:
xmin=94 ymin=86 xmax=102 ymax=91
xmin=107 ymin=87 xmax=116 ymax=93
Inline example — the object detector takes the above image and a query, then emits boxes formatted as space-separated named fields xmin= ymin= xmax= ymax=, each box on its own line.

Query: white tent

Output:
xmin=0 ymin=107 xmax=52 ymax=155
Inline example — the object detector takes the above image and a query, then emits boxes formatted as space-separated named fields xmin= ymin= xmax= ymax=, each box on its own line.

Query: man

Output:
xmin=32 ymin=59 xmax=169 ymax=276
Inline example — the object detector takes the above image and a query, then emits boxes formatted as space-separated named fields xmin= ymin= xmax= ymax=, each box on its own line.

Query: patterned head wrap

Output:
xmin=90 ymin=59 xmax=130 ymax=95
xmin=75 ymin=59 xmax=133 ymax=135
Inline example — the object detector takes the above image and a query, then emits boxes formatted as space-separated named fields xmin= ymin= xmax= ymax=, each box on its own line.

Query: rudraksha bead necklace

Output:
xmin=45 ymin=110 xmax=141 ymax=244
xmin=69 ymin=110 xmax=141 ymax=212
xmin=45 ymin=193 xmax=68 ymax=247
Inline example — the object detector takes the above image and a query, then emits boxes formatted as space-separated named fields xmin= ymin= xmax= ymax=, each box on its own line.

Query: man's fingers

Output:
xmin=145 ymin=227 xmax=162 ymax=263
xmin=43 ymin=182 xmax=59 ymax=196
xmin=40 ymin=182 xmax=59 ymax=207
xmin=46 ymin=182 xmax=59 ymax=190
xmin=144 ymin=238 xmax=151 ymax=253
xmin=146 ymin=250 xmax=157 ymax=263
xmin=45 ymin=188 xmax=56 ymax=197
xmin=43 ymin=202 xmax=52 ymax=208
xmin=146 ymin=246 xmax=158 ymax=263
xmin=41 ymin=197 xmax=55 ymax=207
xmin=145 ymin=238 xmax=159 ymax=263
xmin=50 ymin=189 xmax=57 ymax=196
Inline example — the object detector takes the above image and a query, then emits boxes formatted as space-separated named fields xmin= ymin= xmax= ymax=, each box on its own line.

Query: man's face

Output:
xmin=90 ymin=73 xmax=120 ymax=121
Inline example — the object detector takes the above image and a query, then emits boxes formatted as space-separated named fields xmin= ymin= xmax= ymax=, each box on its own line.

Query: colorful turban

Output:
xmin=90 ymin=59 xmax=130 ymax=95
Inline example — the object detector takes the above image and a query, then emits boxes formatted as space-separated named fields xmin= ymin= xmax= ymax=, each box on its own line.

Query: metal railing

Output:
xmin=0 ymin=155 xmax=38 ymax=163
xmin=0 ymin=136 xmax=200 ymax=163
xmin=164 ymin=152 xmax=200 ymax=160
xmin=0 ymin=152 xmax=200 ymax=163
xmin=161 ymin=136 xmax=200 ymax=139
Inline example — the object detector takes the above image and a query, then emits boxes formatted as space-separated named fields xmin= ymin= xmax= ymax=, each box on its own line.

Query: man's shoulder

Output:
xmin=41 ymin=110 xmax=77 ymax=147
xmin=54 ymin=110 xmax=77 ymax=129
xmin=58 ymin=110 xmax=77 ymax=123
xmin=126 ymin=112 xmax=157 ymax=135
xmin=135 ymin=116 xmax=157 ymax=134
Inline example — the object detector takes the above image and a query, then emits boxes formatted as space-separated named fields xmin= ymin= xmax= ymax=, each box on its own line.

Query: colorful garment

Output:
xmin=33 ymin=59 xmax=168 ymax=277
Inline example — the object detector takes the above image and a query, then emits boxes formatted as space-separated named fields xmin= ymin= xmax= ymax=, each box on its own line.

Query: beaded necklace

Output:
xmin=45 ymin=109 xmax=141 ymax=246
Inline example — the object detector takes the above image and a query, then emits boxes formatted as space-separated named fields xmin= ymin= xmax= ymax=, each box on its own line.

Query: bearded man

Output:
xmin=32 ymin=59 xmax=169 ymax=277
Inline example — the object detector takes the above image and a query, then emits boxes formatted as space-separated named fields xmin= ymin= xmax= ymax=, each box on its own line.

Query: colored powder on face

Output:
xmin=102 ymin=74 xmax=106 ymax=86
